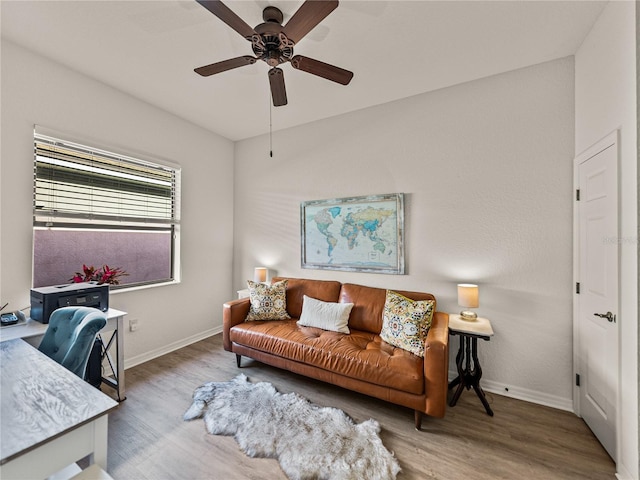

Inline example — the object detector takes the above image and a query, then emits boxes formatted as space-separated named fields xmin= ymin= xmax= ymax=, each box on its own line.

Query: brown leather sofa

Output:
xmin=222 ymin=277 xmax=449 ymax=429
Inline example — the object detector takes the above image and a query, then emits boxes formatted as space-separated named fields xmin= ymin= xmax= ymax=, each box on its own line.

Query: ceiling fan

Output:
xmin=194 ymin=0 xmax=353 ymax=107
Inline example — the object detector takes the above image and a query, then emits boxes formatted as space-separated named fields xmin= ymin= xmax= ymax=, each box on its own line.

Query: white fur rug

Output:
xmin=184 ymin=374 xmax=401 ymax=480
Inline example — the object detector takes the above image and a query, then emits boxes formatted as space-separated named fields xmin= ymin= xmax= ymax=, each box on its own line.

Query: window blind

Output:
xmin=34 ymin=133 xmax=180 ymax=228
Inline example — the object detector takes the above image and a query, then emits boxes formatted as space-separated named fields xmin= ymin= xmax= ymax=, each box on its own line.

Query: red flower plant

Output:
xmin=71 ymin=264 xmax=128 ymax=285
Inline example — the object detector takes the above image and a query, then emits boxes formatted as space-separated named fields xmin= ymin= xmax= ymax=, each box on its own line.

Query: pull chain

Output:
xmin=269 ymin=99 xmax=273 ymax=158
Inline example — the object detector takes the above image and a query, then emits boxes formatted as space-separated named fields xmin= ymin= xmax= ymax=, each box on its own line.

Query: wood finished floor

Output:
xmin=106 ymin=335 xmax=615 ymax=479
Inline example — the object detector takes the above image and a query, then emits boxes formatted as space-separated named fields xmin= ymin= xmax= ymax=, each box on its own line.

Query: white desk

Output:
xmin=0 ymin=338 xmax=118 ymax=479
xmin=0 ymin=308 xmax=127 ymax=401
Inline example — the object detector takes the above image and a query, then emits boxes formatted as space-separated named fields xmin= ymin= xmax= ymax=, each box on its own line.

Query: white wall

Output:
xmin=0 ymin=41 xmax=235 ymax=365
xmin=575 ymin=2 xmax=638 ymax=478
xmin=234 ymin=57 xmax=576 ymax=409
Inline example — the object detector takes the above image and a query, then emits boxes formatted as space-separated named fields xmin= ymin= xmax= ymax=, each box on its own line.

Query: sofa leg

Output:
xmin=414 ymin=411 xmax=423 ymax=431
xmin=235 ymin=354 xmax=242 ymax=368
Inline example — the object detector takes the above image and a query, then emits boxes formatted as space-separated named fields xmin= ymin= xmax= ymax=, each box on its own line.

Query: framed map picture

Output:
xmin=301 ymin=193 xmax=405 ymax=274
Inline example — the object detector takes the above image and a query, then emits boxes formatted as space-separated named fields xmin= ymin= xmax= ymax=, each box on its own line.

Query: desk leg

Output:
xmin=92 ymin=415 xmax=109 ymax=470
xmin=115 ymin=314 xmax=125 ymax=401
xmin=100 ymin=315 xmax=126 ymax=401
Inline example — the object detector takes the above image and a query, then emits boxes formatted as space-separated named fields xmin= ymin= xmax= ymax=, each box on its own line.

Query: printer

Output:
xmin=30 ymin=282 xmax=109 ymax=324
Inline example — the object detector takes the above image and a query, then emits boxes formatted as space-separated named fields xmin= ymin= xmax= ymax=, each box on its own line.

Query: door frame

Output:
xmin=572 ymin=129 xmax=620 ymax=455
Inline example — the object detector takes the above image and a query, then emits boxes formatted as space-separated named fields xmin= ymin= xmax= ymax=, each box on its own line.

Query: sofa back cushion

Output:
xmin=272 ymin=277 xmax=342 ymax=319
xmin=340 ymin=283 xmax=436 ymax=334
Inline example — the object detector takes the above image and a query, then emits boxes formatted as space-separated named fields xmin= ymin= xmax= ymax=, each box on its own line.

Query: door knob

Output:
xmin=594 ymin=311 xmax=616 ymax=323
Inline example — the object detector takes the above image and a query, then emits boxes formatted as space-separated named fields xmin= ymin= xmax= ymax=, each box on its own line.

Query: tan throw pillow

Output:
xmin=297 ymin=295 xmax=354 ymax=334
xmin=379 ymin=290 xmax=434 ymax=357
xmin=245 ymin=280 xmax=291 ymax=321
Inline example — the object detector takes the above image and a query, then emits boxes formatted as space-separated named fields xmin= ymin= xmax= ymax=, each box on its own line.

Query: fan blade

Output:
xmin=282 ymin=0 xmax=338 ymax=44
xmin=194 ymin=56 xmax=257 ymax=77
xmin=268 ymin=68 xmax=287 ymax=107
xmin=196 ymin=0 xmax=256 ymax=39
xmin=291 ymin=55 xmax=353 ymax=85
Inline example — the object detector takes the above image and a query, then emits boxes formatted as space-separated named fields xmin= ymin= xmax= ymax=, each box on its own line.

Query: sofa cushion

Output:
xmin=339 ymin=283 xmax=437 ymax=335
xmin=297 ymin=295 xmax=354 ymax=334
xmin=272 ymin=277 xmax=342 ymax=318
xmin=380 ymin=290 xmax=434 ymax=357
xmin=245 ymin=280 xmax=291 ymax=321
xmin=229 ymin=320 xmax=424 ymax=395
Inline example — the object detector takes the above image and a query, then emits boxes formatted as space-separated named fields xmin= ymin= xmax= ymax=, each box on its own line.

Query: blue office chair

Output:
xmin=38 ymin=306 xmax=107 ymax=380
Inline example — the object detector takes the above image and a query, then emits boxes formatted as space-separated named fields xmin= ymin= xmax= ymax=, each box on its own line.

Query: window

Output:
xmin=33 ymin=130 xmax=180 ymax=289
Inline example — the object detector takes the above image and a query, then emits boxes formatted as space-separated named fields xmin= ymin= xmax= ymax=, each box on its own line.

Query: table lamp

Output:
xmin=254 ymin=267 xmax=268 ymax=283
xmin=457 ymin=284 xmax=479 ymax=321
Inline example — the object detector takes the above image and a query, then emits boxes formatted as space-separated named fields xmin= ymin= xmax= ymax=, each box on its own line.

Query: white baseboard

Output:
xmin=615 ymin=462 xmax=634 ymax=480
xmin=448 ymin=370 xmax=574 ymax=413
xmin=125 ymin=326 xmax=223 ymax=370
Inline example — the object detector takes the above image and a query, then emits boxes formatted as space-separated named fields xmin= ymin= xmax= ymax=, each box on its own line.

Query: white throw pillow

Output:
xmin=297 ymin=295 xmax=354 ymax=334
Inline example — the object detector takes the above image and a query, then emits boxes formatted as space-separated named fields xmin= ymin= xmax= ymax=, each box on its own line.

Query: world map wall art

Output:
xmin=300 ymin=193 xmax=405 ymax=274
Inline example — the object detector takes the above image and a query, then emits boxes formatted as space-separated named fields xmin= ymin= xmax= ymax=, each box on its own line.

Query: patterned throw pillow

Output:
xmin=245 ymin=280 xmax=291 ymax=321
xmin=379 ymin=290 xmax=434 ymax=357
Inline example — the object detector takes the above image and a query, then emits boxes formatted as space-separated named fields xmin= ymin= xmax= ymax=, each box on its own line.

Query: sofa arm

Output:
xmin=423 ymin=311 xmax=449 ymax=418
xmin=222 ymin=298 xmax=250 ymax=351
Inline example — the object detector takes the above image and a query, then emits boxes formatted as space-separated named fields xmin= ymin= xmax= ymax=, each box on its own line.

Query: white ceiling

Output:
xmin=1 ymin=1 xmax=606 ymax=141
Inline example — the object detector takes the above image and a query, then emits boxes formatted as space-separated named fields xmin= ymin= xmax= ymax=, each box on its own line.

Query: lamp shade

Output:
xmin=253 ymin=267 xmax=268 ymax=283
xmin=457 ymin=284 xmax=479 ymax=308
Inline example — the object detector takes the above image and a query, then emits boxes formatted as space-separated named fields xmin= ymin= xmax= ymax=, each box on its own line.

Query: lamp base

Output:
xmin=460 ymin=310 xmax=478 ymax=321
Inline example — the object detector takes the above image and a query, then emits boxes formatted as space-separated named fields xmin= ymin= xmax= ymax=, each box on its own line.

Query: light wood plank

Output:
xmin=107 ymin=335 xmax=615 ymax=479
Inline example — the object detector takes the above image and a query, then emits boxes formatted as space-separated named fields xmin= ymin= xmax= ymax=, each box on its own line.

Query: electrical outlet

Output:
xmin=129 ymin=318 xmax=139 ymax=332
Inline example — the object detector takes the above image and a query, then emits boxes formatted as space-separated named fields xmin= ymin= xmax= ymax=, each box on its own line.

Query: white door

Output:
xmin=574 ymin=131 xmax=619 ymax=459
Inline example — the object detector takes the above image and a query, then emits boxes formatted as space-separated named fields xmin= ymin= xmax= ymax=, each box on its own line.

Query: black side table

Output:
xmin=448 ymin=314 xmax=494 ymax=416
